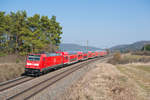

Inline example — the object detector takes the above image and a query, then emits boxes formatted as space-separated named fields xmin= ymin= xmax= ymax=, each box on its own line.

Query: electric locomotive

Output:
xmin=23 ymin=50 xmax=108 ymax=76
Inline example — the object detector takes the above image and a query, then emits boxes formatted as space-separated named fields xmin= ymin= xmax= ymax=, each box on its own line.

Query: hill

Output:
xmin=110 ymin=41 xmax=150 ymax=52
xmin=59 ymin=43 xmax=102 ymax=51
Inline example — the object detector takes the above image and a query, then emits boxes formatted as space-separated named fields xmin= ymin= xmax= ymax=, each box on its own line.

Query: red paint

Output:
xmin=25 ymin=50 xmax=108 ymax=75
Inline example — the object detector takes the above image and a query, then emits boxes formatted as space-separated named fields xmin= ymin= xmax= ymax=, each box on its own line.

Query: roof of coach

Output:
xmin=77 ymin=51 xmax=83 ymax=54
xmin=45 ymin=53 xmax=61 ymax=57
xmin=62 ymin=52 xmax=69 ymax=55
xmin=56 ymin=51 xmax=68 ymax=55
xmin=82 ymin=51 xmax=88 ymax=53
xmin=88 ymin=51 xmax=95 ymax=53
xmin=66 ymin=51 xmax=78 ymax=54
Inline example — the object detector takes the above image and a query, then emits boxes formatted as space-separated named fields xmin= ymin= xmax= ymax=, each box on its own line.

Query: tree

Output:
xmin=142 ymin=44 xmax=150 ymax=51
xmin=49 ymin=16 xmax=62 ymax=52
xmin=9 ymin=11 xmax=27 ymax=53
xmin=0 ymin=11 xmax=63 ymax=55
xmin=0 ymin=11 xmax=6 ymax=49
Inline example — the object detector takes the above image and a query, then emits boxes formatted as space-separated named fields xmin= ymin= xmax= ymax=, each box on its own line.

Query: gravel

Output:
xmin=29 ymin=58 xmax=107 ymax=100
xmin=0 ymin=57 xmax=109 ymax=100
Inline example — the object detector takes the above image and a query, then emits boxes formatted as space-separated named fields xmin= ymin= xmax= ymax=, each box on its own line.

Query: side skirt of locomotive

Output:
xmin=41 ymin=64 xmax=63 ymax=74
xmin=23 ymin=64 xmax=63 ymax=77
xmin=23 ymin=68 xmax=41 ymax=77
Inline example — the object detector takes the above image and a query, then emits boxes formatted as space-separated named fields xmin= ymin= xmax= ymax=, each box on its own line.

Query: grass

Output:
xmin=0 ymin=54 xmax=25 ymax=82
xmin=0 ymin=63 xmax=25 ymax=82
xmin=108 ymin=53 xmax=150 ymax=64
xmin=61 ymin=63 xmax=143 ymax=100
xmin=116 ymin=64 xmax=150 ymax=99
xmin=133 ymin=65 xmax=150 ymax=73
xmin=116 ymin=75 xmax=128 ymax=83
xmin=109 ymin=53 xmax=150 ymax=99
xmin=132 ymin=51 xmax=150 ymax=56
xmin=0 ymin=52 xmax=7 ymax=57
xmin=123 ymin=54 xmax=150 ymax=62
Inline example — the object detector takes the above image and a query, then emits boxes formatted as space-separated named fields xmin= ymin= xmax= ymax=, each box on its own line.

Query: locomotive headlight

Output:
xmin=34 ymin=64 xmax=39 ymax=66
xmin=27 ymin=63 xmax=31 ymax=65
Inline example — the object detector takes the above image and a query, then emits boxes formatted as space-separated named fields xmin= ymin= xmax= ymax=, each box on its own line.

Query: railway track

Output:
xmin=6 ymin=57 xmax=105 ymax=100
xmin=0 ymin=76 xmax=34 ymax=92
xmin=0 ymin=56 xmax=109 ymax=100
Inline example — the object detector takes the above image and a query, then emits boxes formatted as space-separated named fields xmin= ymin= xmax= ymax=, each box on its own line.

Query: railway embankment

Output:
xmin=0 ymin=57 xmax=107 ymax=100
xmin=0 ymin=55 xmax=25 ymax=82
xmin=60 ymin=53 xmax=150 ymax=100
xmin=2 ymin=54 xmax=149 ymax=100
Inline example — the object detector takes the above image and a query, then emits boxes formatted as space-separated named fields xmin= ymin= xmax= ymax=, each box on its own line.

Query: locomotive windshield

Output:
xmin=28 ymin=55 xmax=41 ymax=61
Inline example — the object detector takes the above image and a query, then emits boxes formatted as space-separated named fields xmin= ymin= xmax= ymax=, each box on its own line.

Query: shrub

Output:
xmin=108 ymin=53 xmax=150 ymax=65
xmin=131 ymin=51 xmax=150 ymax=56
xmin=0 ymin=52 xmax=7 ymax=57
xmin=108 ymin=52 xmax=122 ymax=64
xmin=16 ymin=59 xmax=20 ymax=63
xmin=113 ymin=52 xmax=121 ymax=61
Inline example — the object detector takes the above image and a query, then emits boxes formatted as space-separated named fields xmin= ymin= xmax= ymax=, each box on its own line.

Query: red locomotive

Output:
xmin=25 ymin=53 xmax=63 ymax=76
xmin=24 ymin=50 xmax=107 ymax=76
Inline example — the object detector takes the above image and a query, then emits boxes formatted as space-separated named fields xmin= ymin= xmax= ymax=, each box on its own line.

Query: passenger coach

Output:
xmin=24 ymin=50 xmax=108 ymax=76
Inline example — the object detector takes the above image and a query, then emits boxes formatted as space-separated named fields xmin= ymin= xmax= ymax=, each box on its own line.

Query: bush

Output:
xmin=0 ymin=52 xmax=7 ymax=57
xmin=113 ymin=52 xmax=121 ymax=61
xmin=131 ymin=51 xmax=150 ymax=56
xmin=108 ymin=52 xmax=122 ymax=64
xmin=16 ymin=59 xmax=20 ymax=63
xmin=108 ymin=53 xmax=150 ymax=65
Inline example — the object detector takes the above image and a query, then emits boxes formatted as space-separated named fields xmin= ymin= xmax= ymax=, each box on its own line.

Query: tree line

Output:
xmin=142 ymin=44 xmax=150 ymax=51
xmin=0 ymin=11 xmax=63 ymax=55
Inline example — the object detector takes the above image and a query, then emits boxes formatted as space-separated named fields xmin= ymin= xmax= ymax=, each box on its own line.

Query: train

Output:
xmin=24 ymin=50 xmax=108 ymax=76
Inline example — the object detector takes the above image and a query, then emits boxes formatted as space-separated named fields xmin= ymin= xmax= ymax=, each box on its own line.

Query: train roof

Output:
xmin=56 ymin=50 xmax=106 ymax=54
xmin=45 ymin=53 xmax=61 ymax=57
xmin=66 ymin=51 xmax=78 ymax=54
xmin=77 ymin=51 xmax=83 ymax=54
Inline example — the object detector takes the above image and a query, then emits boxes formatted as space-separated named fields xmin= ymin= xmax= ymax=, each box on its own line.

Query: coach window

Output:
xmin=65 ymin=56 xmax=68 ymax=60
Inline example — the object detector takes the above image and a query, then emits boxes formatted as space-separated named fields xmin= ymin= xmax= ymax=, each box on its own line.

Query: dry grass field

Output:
xmin=0 ymin=53 xmax=150 ymax=100
xmin=0 ymin=63 xmax=25 ymax=82
xmin=0 ymin=55 xmax=25 ymax=82
xmin=61 ymin=54 xmax=150 ymax=100
xmin=117 ymin=63 xmax=150 ymax=99
xmin=108 ymin=53 xmax=150 ymax=65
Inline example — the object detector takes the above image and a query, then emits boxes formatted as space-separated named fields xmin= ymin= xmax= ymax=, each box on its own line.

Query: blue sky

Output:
xmin=0 ymin=0 xmax=150 ymax=48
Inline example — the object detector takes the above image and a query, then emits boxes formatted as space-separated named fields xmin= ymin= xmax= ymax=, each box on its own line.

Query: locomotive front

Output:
xmin=24 ymin=54 xmax=43 ymax=76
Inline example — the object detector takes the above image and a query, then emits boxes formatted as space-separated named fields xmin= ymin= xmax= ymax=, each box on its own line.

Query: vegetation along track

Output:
xmin=0 ymin=76 xmax=34 ymax=92
xmin=6 ymin=57 xmax=107 ymax=100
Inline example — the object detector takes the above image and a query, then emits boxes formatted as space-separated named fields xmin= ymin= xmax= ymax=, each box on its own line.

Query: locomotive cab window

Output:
xmin=78 ymin=55 xmax=82 ymax=57
xmin=28 ymin=55 xmax=41 ymax=61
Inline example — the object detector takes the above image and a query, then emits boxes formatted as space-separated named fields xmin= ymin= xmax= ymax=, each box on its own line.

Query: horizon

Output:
xmin=1 ymin=0 xmax=150 ymax=48
xmin=61 ymin=40 xmax=150 ymax=49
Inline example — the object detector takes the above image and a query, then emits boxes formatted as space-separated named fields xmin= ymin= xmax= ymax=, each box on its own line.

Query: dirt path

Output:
xmin=61 ymin=62 xmax=148 ymax=100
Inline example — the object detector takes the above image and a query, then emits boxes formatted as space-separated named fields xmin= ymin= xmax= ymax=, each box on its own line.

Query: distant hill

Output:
xmin=110 ymin=41 xmax=150 ymax=52
xmin=59 ymin=43 xmax=102 ymax=51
